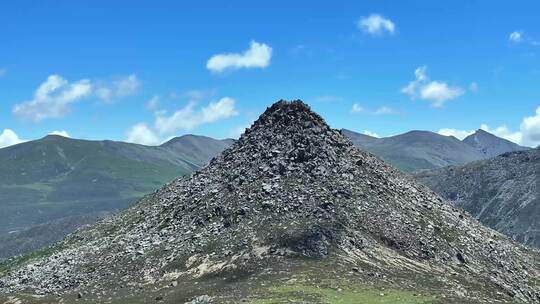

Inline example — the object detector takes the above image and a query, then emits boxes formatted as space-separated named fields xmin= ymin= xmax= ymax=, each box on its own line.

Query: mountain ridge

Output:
xmin=342 ymin=128 xmax=529 ymax=172
xmin=414 ymin=147 xmax=540 ymax=248
xmin=0 ymin=134 xmax=233 ymax=260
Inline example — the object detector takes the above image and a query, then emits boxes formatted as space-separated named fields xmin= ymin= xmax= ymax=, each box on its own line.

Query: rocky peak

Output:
xmin=210 ymin=100 xmax=352 ymax=180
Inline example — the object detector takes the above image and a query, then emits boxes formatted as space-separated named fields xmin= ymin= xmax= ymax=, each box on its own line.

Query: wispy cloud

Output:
xmin=402 ymin=66 xmax=465 ymax=107
xmin=509 ymin=31 xmax=522 ymax=43
xmin=207 ymin=41 xmax=272 ymax=73
xmin=0 ymin=68 xmax=7 ymax=77
xmin=13 ymin=74 xmax=141 ymax=122
xmin=357 ymin=14 xmax=395 ymax=36
xmin=145 ymin=96 xmax=160 ymax=111
xmin=373 ymin=106 xmax=395 ymax=115
xmin=95 ymin=74 xmax=141 ymax=102
xmin=351 ymin=103 xmax=365 ymax=113
xmin=509 ymin=30 xmax=539 ymax=46
xmin=13 ymin=75 xmax=93 ymax=122
xmin=351 ymin=103 xmax=396 ymax=115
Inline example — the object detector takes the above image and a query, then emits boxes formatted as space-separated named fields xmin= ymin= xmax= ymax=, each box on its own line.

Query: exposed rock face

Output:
xmin=1 ymin=100 xmax=539 ymax=303
xmin=415 ymin=148 xmax=540 ymax=248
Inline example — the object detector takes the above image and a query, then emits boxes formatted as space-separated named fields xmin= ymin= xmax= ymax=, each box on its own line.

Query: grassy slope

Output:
xmin=0 ymin=135 xmax=231 ymax=259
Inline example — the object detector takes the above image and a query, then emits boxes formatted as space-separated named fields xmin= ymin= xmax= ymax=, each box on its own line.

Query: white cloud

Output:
xmin=126 ymin=123 xmax=161 ymax=146
xmin=351 ymin=103 xmax=364 ymax=113
xmin=206 ymin=41 xmax=272 ymax=73
xmin=437 ymin=128 xmax=475 ymax=140
xmin=127 ymin=97 xmax=239 ymax=144
xmin=155 ymin=97 xmax=238 ymax=134
xmin=520 ymin=107 xmax=540 ymax=146
xmin=146 ymin=96 xmax=160 ymax=111
xmin=363 ymin=130 xmax=380 ymax=138
xmin=13 ymin=74 xmax=141 ymax=122
xmin=13 ymin=75 xmax=93 ymax=122
xmin=0 ymin=129 xmax=25 ymax=148
xmin=509 ymin=31 xmax=522 ymax=43
xmin=358 ymin=14 xmax=395 ymax=35
xmin=401 ymin=66 xmax=465 ymax=107
xmin=351 ymin=104 xmax=395 ymax=115
xmin=48 ymin=130 xmax=70 ymax=138
xmin=373 ymin=106 xmax=395 ymax=115
xmin=95 ymin=74 xmax=141 ymax=102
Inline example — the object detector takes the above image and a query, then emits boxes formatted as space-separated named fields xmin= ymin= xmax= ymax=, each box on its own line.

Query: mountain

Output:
xmin=414 ymin=148 xmax=540 ymax=248
xmin=342 ymin=129 xmax=529 ymax=172
xmin=342 ymin=129 xmax=485 ymax=172
xmin=463 ymin=129 xmax=529 ymax=158
xmin=0 ymin=134 xmax=232 ymax=259
xmin=1 ymin=100 xmax=538 ymax=303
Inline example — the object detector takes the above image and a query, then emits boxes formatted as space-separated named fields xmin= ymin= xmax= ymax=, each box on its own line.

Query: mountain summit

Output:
xmin=1 ymin=100 xmax=539 ymax=303
xmin=463 ymin=129 xmax=529 ymax=158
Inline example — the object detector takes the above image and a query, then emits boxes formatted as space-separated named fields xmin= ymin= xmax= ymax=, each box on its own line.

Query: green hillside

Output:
xmin=0 ymin=134 xmax=232 ymax=259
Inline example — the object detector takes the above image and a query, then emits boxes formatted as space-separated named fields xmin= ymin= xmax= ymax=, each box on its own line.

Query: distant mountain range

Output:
xmin=415 ymin=148 xmax=540 ymax=248
xmin=0 ymin=134 xmax=233 ymax=259
xmin=342 ymin=129 xmax=528 ymax=172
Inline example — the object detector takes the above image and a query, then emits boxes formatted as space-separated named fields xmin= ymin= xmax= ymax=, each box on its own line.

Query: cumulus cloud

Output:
xmin=401 ymin=66 xmax=465 ymax=107
xmin=155 ymin=97 xmax=238 ymax=134
xmin=126 ymin=123 xmax=161 ymax=146
xmin=358 ymin=14 xmax=395 ymax=35
xmin=520 ymin=107 xmax=540 ymax=145
xmin=437 ymin=128 xmax=475 ymax=140
xmin=0 ymin=129 xmax=25 ymax=148
xmin=351 ymin=103 xmax=364 ymax=113
xmin=509 ymin=31 xmax=522 ymax=43
xmin=206 ymin=41 xmax=272 ymax=73
xmin=95 ymin=74 xmax=141 ymax=102
xmin=13 ymin=75 xmax=93 ymax=122
xmin=127 ymin=97 xmax=239 ymax=145
xmin=48 ymin=130 xmax=71 ymax=137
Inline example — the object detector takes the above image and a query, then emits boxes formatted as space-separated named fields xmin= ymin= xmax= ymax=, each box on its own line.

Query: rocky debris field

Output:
xmin=0 ymin=100 xmax=539 ymax=303
xmin=415 ymin=148 xmax=540 ymax=248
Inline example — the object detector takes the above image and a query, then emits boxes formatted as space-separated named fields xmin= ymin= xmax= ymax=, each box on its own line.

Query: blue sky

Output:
xmin=1 ymin=0 xmax=540 ymax=147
